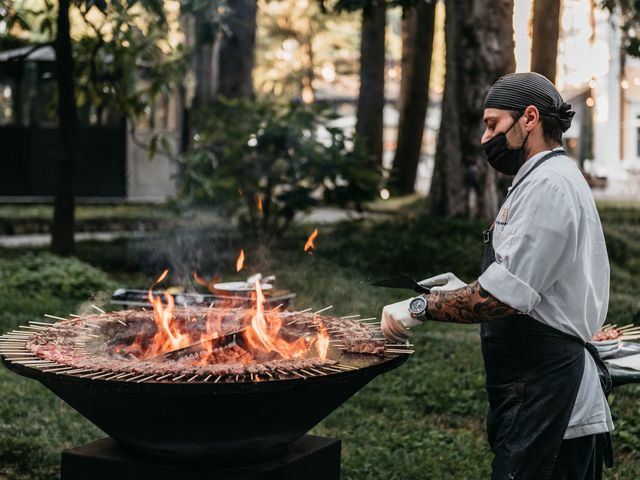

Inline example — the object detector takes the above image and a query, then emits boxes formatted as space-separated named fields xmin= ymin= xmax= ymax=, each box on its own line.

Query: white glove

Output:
xmin=418 ymin=272 xmax=466 ymax=292
xmin=381 ymin=298 xmax=422 ymax=343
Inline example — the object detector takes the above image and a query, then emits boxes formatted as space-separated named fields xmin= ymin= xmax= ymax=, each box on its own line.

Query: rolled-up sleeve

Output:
xmin=478 ymin=176 xmax=578 ymax=313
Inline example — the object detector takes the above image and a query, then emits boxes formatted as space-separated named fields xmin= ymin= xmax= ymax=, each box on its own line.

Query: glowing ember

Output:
xmin=304 ymin=228 xmax=318 ymax=254
xmin=236 ymin=249 xmax=245 ymax=272
xmin=257 ymin=195 xmax=263 ymax=212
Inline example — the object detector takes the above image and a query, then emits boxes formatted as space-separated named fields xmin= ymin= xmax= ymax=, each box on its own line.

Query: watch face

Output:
xmin=409 ymin=297 xmax=427 ymax=315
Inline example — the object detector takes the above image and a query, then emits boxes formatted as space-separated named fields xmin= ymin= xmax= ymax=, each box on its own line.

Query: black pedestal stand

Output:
xmin=61 ymin=435 xmax=341 ymax=480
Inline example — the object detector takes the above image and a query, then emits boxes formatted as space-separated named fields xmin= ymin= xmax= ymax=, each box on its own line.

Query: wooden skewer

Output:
xmin=187 ymin=374 xmax=200 ymax=383
xmin=91 ymin=305 xmax=106 ymax=314
xmin=19 ymin=325 xmax=48 ymax=331
xmin=137 ymin=375 xmax=157 ymax=383
xmin=296 ymin=308 xmax=313 ymax=314
xmin=29 ymin=321 xmax=55 ymax=326
xmin=618 ymin=324 xmax=637 ymax=331
xmin=44 ymin=314 xmax=68 ymax=321
xmin=92 ymin=371 xmax=120 ymax=380
xmin=126 ymin=374 xmax=148 ymax=382
xmin=203 ymin=374 xmax=212 ymax=382
xmin=322 ymin=366 xmax=342 ymax=373
xmin=172 ymin=374 xmax=186 ymax=382
xmin=620 ymin=335 xmax=640 ymax=340
xmin=340 ymin=314 xmax=361 ymax=319
xmin=214 ymin=375 xmax=222 ymax=383
xmin=156 ymin=373 xmax=173 ymax=381
xmin=77 ymin=370 xmax=104 ymax=379
xmin=385 ymin=349 xmax=415 ymax=354
xmin=64 ymin=368 xmax=96 ymax=375
xmin=335 ymin=363 xmax=358 ymax=370
xmin=49 ymin=366 xmax=76 ymax=373
xmin=313 ymin=305 xmax=333 ymax=315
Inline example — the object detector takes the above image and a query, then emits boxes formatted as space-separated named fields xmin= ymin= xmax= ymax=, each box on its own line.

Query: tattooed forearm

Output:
xmin=426 ymin=281 xmax=519 ymax=324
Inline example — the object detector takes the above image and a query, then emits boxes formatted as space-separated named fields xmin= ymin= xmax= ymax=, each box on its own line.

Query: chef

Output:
xmin=382 ymin=72 xmax=613 ymax=480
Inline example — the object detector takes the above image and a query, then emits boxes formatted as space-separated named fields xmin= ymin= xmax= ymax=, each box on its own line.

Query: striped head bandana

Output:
xmin=484 ymin=72 xmax=575 ymax=132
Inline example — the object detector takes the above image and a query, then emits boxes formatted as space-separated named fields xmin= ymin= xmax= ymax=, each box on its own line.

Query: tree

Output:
xmin=428 ymin=0 xmax=515 ymax=219
xmin=333 ymin=0 xmax=387 ymax=166
xmin=355 ymin=0 xmax=386 ymax=166
xmin=50 ymin=0 xmax=78 ymax=256
xmin=390 ymin=0 xmax=436 ymax=194
xmin=1 ymin=0 xmax=184 ymax=255
xmin=217 ymin=0 xmax=257 ymax=99
xmin=530 ymin=0 xmax=561 ymax=83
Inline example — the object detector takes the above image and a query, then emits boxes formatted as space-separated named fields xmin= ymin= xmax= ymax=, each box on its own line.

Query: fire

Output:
xmin=145 ymin=270 xmax=191 ymax=357
xmin=242 ymin=281 xmax=308 ymax=359
xmin=118 ymin=269 xmax=328 ymax=365
xmin=316 ymin=324 xmax=329 ymax=360
xmin=304 ymin=228 xmax=318 ymax=254
xmin=155 ymin=269 xmax=169 ymax=284
xmin=257 ymin=195 xmax=263 ymax=212
xmin=236 ymin=249 xmax=245 ymax=272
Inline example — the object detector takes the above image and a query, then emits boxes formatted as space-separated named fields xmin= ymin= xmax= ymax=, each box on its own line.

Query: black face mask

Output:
xmin=482 ymin=114 xmax=530 ymax=176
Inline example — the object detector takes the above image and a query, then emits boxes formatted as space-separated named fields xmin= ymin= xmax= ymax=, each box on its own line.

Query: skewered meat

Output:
xmin=20 ymin=307 xmax=388 ymax=381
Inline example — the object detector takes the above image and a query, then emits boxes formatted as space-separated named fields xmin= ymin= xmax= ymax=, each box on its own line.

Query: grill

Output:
xmin=0 ymin=303 xmax=411 ymax=461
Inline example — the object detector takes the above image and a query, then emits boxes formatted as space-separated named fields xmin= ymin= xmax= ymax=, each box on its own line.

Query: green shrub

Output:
xmin=0 ymin=253 xmax=116 ymax=303
xmin=177 ymin=97 xmax=379 ymax=236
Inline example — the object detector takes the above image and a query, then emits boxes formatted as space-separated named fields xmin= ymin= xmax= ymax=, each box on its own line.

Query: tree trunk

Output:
xmin=356 ymin=1 xmax=386 ymax=166
xmin=428 ymin=0 xmax=515 ymax=219
xmin=390 ymin=1 xmax=436 ymax=194
xmin=217 ymin=0 xmax=257 ymax=99
xmin=531 ymin=0 xmax=561 ymax=83
xmin=51 ymin=0 xmax=78 ymax=256
xmin=193 ymin=2 xmax=223 ymax=109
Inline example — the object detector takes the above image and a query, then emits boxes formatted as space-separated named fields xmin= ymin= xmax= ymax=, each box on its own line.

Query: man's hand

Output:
xmin=381 ymin=298 xmax=421 ymax=343
xmin=419 ymin=272 xmax=467 ymax=291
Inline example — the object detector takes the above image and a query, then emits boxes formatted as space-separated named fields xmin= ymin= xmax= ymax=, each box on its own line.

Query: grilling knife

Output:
xmin=370 ymin=274 xmax=431 ymax=294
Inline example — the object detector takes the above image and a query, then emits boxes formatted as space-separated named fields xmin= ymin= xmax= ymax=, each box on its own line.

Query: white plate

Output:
xmin=213 ymin=281 xmax=273 ymax=292
xmin=592 ymin=338 xmax=621 ymax=347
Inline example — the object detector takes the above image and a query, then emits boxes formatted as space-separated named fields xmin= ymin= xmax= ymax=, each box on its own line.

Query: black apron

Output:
xmin=480 ymin=150 xmax=613 ymax=480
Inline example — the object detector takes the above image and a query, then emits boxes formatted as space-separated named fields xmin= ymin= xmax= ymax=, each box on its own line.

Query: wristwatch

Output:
xmin=408 ymin=294 xmax=431 ymax=320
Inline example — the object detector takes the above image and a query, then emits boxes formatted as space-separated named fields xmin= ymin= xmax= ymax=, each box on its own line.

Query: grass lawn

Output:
xmin=0 ymin=202 xmax=639 ymax=479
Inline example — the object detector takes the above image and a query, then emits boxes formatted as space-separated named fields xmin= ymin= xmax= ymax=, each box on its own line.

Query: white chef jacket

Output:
xmin=478 ymin=147 xmax=614 ymax=439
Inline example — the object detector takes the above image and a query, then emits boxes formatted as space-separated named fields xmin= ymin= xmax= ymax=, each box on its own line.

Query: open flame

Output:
xmin=236 ymin=249 xmax=245 ymax=272
xmin=119 ymin=267 xmax=328 ymax=365
xmin=304 ymin=228 xmax=318 ymax=254
xmin=257 ymin=195 xmax=263 ymax=213
xmin=242 ymin=281 xmax=308 ymax=359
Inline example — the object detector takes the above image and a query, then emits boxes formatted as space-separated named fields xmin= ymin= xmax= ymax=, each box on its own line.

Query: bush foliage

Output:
xmin=0 ymin=253 xmax=116 ymax=303
xmin=178 ymin=98 xmax=379 ymax=235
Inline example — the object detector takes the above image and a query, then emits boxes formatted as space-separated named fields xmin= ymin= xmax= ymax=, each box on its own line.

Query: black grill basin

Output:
xmin=2 ymin=350 xmax=406 ymax=461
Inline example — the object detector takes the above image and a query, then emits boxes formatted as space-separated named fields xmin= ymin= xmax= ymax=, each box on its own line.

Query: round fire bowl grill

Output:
xmin=0 ymin=310 xmax=411 ymax=461
xmin=2 ymin=348 xmax=405 ymax=461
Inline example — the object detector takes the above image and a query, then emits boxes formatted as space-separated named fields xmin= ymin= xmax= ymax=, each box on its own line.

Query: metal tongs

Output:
xmin=149 ymin=327 xmax=248 ymax=361
xmin=370 ymin=274 xmax=431 ymax=294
